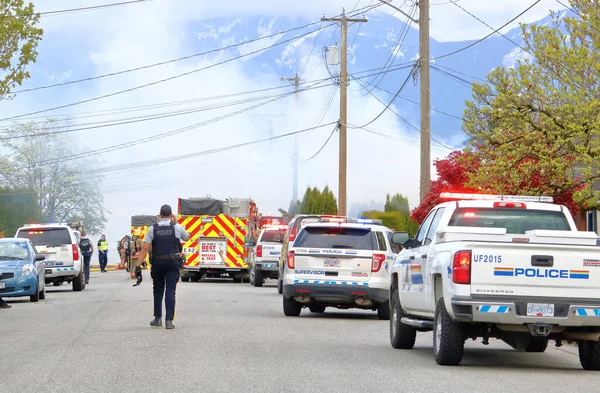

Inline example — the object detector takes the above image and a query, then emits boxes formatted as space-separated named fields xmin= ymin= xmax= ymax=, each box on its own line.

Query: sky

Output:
xmin=0 ymin=0 xmax=567 ymax=258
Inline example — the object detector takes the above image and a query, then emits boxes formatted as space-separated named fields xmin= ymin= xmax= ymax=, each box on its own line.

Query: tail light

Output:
xmin=494 ymin=201 xmax=526 ymax=208
xmin=72 ymin=244 xmax=79 ymax=261
xmin=289 ymin=227 xmax=297 ymax=242
xmin=287 ymin=250 xmax=295 ymax=269
xmin=371 ymin=253 xmax=386 ymax=272
xmin=256 ymin=245 xmax=262 ymax=258
xmin=452 ymin=250 xmax=471 ymax=284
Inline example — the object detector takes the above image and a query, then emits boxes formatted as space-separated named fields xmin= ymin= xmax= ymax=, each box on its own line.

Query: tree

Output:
xmin=0 ymin=186 xmax=42 ymax=235
xmin=299 ymin=185 xmax=338 ymax=215
xmin=1 ymin=0 xmax=44 ymax=100
xmin=462 ymin=1 xmax=600 ymax=209
xmin=411 ymin=150 xmax=582 ymax=224
xmin=384 ymin=193 xmax=410 ymax=214
xmin=362 ymin=210 xmax=419 ymax=236
xmin=0 ymin=120 xmax=108 ymax=234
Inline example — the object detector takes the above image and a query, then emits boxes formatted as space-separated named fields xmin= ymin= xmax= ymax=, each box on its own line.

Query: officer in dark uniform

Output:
xmin=136 ymin=204 xmax=189 ymax=329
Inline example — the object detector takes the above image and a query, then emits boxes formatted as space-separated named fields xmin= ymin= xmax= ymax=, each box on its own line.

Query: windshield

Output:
xmin=16 ymin=227 xmax=72 ymax=246
xmin=259 ymin=230 xmax=285 ymax=244
xmin=0 ymin=242 xmax=30 ymax=260
xmin=448 ymin=208 xmax=571 ymax=234
xmin=294 ymin=227 xmax=376 ymax=250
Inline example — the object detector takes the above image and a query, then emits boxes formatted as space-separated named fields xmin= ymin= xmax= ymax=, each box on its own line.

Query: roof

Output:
xmin=437 ymin=200 xmax=563 ymax=212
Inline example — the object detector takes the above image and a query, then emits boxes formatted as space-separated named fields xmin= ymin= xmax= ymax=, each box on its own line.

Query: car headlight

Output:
xmin=21 ymin=264 xmax=35 ymax=276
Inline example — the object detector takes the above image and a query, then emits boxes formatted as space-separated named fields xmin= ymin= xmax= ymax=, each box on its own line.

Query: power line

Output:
xmin=428 ymin=0 xmax=542 ymax=62
xmin=14 ymin=3 xmax=380 ymax=95
xmin=39 ymin=0 xmax=152 ymax=16
xmin=431 ymin=65 xmax=473 ymax=88
xmin=305 ymin=123 xmax=339 ymax=161
xmin=555 ymin=0 xmax=578 ymax=16
xmin=433 ymin=64 xmax=486 ymax=82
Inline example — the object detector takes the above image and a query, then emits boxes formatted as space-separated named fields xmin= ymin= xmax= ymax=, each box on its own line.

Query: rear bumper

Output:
xmin=256 ymin=262 xmax=278 ymax=272
xmin=451 ymin=295 xmax=600 ymax=327
xmin=283 ymin=282 xmax=388 ymax=304
xmin=44 ymin=266 xmax=80 ymax=280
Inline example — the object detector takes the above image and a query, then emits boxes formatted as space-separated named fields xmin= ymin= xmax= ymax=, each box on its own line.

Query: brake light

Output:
xmin=372 ymin=253 xmax=386 ymax=272
xmin=256 ymin=245 xmax=262 ymax=257
xmin=287 ymin=250 xmax=295 ymax=269
xmin=72 ymin=244 xmax=79 ymax=261
xmin=494 ymin=201 xmax=526 ymax=208
xmin=289 ymin=227 xmax=297 ymax=242
xmin=452 ymin=250 xmax=471 ymax=284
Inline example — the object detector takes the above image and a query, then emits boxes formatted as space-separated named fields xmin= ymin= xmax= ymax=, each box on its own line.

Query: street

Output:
xmin=1 ymin=271 xmax=596 ymax=393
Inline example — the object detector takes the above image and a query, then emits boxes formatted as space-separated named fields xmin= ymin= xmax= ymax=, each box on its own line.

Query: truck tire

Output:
xmin=309 ymin=304 xmax=326 ymax=313
xmin=73 ymin=271 xmax=84 ymax=292
xmin=254 ymin=270 xmax=263 ymax=287
xmin=390 ymin=290 xmax=416 ymax=349
xmin=377 ymin=300 xmax=390 ymax=320
xmin=249 ymin=267 xmax=256 ymax=286
xmin=181 ymin=276 xmax=190 ymax=282
xmin=283 ymin=296 xmax=302 ymax=317
xmin=433 ymin=298 xmax=466 ymax=366
xmin=525 ymin=338 xmax=548 ymax=353
xmin=579 ymin=340 xmax=600 ymax=370
xmin=277 ymin=279 xmax=283 ymax=294
xmin=191 ymin=276 xmax=200 ymax=283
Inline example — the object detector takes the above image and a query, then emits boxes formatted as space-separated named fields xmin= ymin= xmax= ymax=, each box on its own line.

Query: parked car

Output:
xmin=0 ymin=238 xmax=47 ymax=302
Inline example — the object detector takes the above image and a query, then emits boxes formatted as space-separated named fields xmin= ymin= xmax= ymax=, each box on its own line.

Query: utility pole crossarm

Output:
xmin=321 ymin=17 xmax=369 ymax=23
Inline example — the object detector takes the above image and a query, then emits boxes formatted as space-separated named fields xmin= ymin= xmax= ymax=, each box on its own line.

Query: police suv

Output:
xmin=15 ymin=223 xmax=86 ymax=291
xmin=389 ymin=193 xmax=600 ymax=370
xmin=281 ymin=217 xmax=398 ymax=319
xmin=248 ymin=225 xmax=286 ymax=287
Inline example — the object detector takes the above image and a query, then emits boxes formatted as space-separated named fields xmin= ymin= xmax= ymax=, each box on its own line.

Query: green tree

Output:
xmin=384 ymin=193 xmax=410 ymax=214
xmin=0 ymin=120 xmax=108 ymax=235
xmin=299 ymin=185 xmax=338 ymax=214
xmin=1 ymin=0 xmax=44 ymax=100
xmin=361 ymin=210 xmax=419 ymax=236
xmin=462 ymin=1 xmax=600 ymax=208
xmin=0 ymin=186 xmax=42 ymax=235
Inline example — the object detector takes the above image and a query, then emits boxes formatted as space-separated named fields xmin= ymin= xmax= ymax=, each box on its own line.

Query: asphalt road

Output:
xmin=1 ymin=271 xmax=596 ymax=393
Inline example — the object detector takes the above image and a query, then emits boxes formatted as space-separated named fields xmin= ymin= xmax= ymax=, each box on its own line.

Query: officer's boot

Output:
xmin=150 ymin=317 xmax=162 ymax=327
xmin=165 ymin=320 xmax=175 ymax=329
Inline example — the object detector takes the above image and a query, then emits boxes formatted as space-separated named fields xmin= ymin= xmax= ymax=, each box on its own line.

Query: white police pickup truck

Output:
xmin=389 ymin=193 xmax=600 ymax=370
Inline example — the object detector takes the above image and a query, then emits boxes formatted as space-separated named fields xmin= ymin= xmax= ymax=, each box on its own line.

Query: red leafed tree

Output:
xmin=410 ymin=151 xmax=480 ymax=223
xmin=410 ymin=150 xmax=583 ymax=224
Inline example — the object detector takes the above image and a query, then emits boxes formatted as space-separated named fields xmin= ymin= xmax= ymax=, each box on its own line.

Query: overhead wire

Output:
xmin=38 ymin=0 xmax=152 ymax=16
xmin=304 ymin=123 xmax=339 ymax=161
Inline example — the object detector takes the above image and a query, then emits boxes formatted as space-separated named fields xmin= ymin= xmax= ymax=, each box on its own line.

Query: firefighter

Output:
xmin=129 ymin=232 xmax=143 ymax=279
xmin=136 ymin=204 xmax=189 ymax=329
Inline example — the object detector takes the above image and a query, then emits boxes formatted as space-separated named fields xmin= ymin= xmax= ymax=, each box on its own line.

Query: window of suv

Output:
xmin=294 ymin=227 xmax=376 ymax=250
xmin=259 ymin=230 xmax=285 ymax=243
xmin=17 ymin=227 xmax=72 ymax=246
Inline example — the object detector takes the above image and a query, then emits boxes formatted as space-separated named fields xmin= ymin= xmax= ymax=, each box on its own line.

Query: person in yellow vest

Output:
xmin=97 ymin=234 xmax=109 ymax=273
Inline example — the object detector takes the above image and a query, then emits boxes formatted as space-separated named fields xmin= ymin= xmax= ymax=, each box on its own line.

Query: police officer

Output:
xmin=136 ymin=204 xmax=189 ymax=329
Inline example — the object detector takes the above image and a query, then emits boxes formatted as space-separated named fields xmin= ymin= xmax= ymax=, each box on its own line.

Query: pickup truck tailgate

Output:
xmin=470 ymin=242 xmax=600 ymax=299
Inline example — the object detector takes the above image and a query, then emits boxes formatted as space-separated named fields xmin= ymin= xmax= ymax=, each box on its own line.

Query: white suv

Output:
xmin=248 ymin=225 xmax=286 ymax=287
xmin=15 ymin=223 xmax=86 ymax=292
xmin=281 ymin=217 xmax=399 ymax=319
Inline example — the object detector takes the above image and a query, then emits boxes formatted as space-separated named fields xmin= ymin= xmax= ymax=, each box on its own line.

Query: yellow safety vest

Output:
xmin=99 ymin=240 xmax=108 ymax=251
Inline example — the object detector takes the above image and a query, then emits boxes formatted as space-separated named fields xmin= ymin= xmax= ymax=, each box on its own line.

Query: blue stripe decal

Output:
xmin=498 ymin=305 xmax=508 ymax=313
xmin=480 ymin=305 xmax=491 ymax=313
xmin=411 ymin=274 xmax=423 ymax=284
xmin=293 ymin=279 xmax=369 ymax=287
xmin=570 ymin=274 xmax=589 ymax=279
xmin=493 ymin=271 xmax=514 ymax=276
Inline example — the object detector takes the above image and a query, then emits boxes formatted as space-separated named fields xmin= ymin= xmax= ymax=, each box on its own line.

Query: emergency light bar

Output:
xmin=440 ymin=193 xmax=553 ymax=203
xmin=24 ymin=223 xmax=68 ymax=227
xmin=263 ymin=225 xmax=288 ymax=230
xmin=319 ymin=217 xmax=383 ymax=225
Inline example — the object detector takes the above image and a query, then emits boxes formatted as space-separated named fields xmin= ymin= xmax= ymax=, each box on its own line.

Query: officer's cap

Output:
xmin=160 ymin=204 xmax=172 ymax=216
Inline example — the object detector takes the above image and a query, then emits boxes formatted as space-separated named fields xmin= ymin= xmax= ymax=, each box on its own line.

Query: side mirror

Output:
xmin=391 ymin=232 xmax=410 ymax=245
xmin=35 ymin=254 xmax=46 ymax=261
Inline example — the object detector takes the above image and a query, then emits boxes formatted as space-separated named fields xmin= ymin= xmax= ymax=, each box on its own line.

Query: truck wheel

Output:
xmin=30 ymin=280 xmax=40 ymax=303
xmin=191 ymin=276 xmax=200 ymax=283
xmin=181 ymin=276 xmax=190 ymax=282
xmin=525 ymin=338 xmax=548 ymax=353
xmin=249 ymin=267 xmax=256 ymax=286
xmin=309 ymin=304 xmax=326 ymax=313
xmin=277 ymin=279 xmax=283 ymax=294
xmin=390 ymin=290 xmax=416 ymax=349
xmin=579 ymin=340 xmax=600 ymax=370
xmin=254 ymin=271 xmax=263 ymax=287
xmin=73 ymin=271 xmax=84 ymax=292
xmin=377 ymin=300 xmax=390 ymax=320
xmin=283 ymin=296 xmax=302 ymax=317
xmin=433 ymin=298 xmax=466 ymax=366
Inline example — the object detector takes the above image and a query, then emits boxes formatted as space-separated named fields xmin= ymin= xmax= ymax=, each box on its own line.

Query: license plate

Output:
xmin=45 ymin=269 xmax=52 ymax=275
xmin=0 ymin=282 xmax=5 ymax=289
xmin=527 ymin=303 xmax=555 ymax=317
xmin=45 ymin=261 xmax=56 ymax=267
xmin=323 ymin=259 xmax=340 ymax=267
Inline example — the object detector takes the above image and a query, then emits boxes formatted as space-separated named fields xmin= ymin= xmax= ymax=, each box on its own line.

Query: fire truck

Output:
xmin=258 ymin=214 xmax=287 ymax=229
xmin=178 ymin=197 xmax=259 ymax=283
xmin=130 ymin=215 xmax=158 ymax=267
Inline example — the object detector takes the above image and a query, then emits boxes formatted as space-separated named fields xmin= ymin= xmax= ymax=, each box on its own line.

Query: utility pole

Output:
xmin=322 ymin=9 xmax=367 ymax=216
xmin=419 ymin=0 xmax=431 ymax=202
xmin=281 ymin=73 xmax=301 ymax=204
